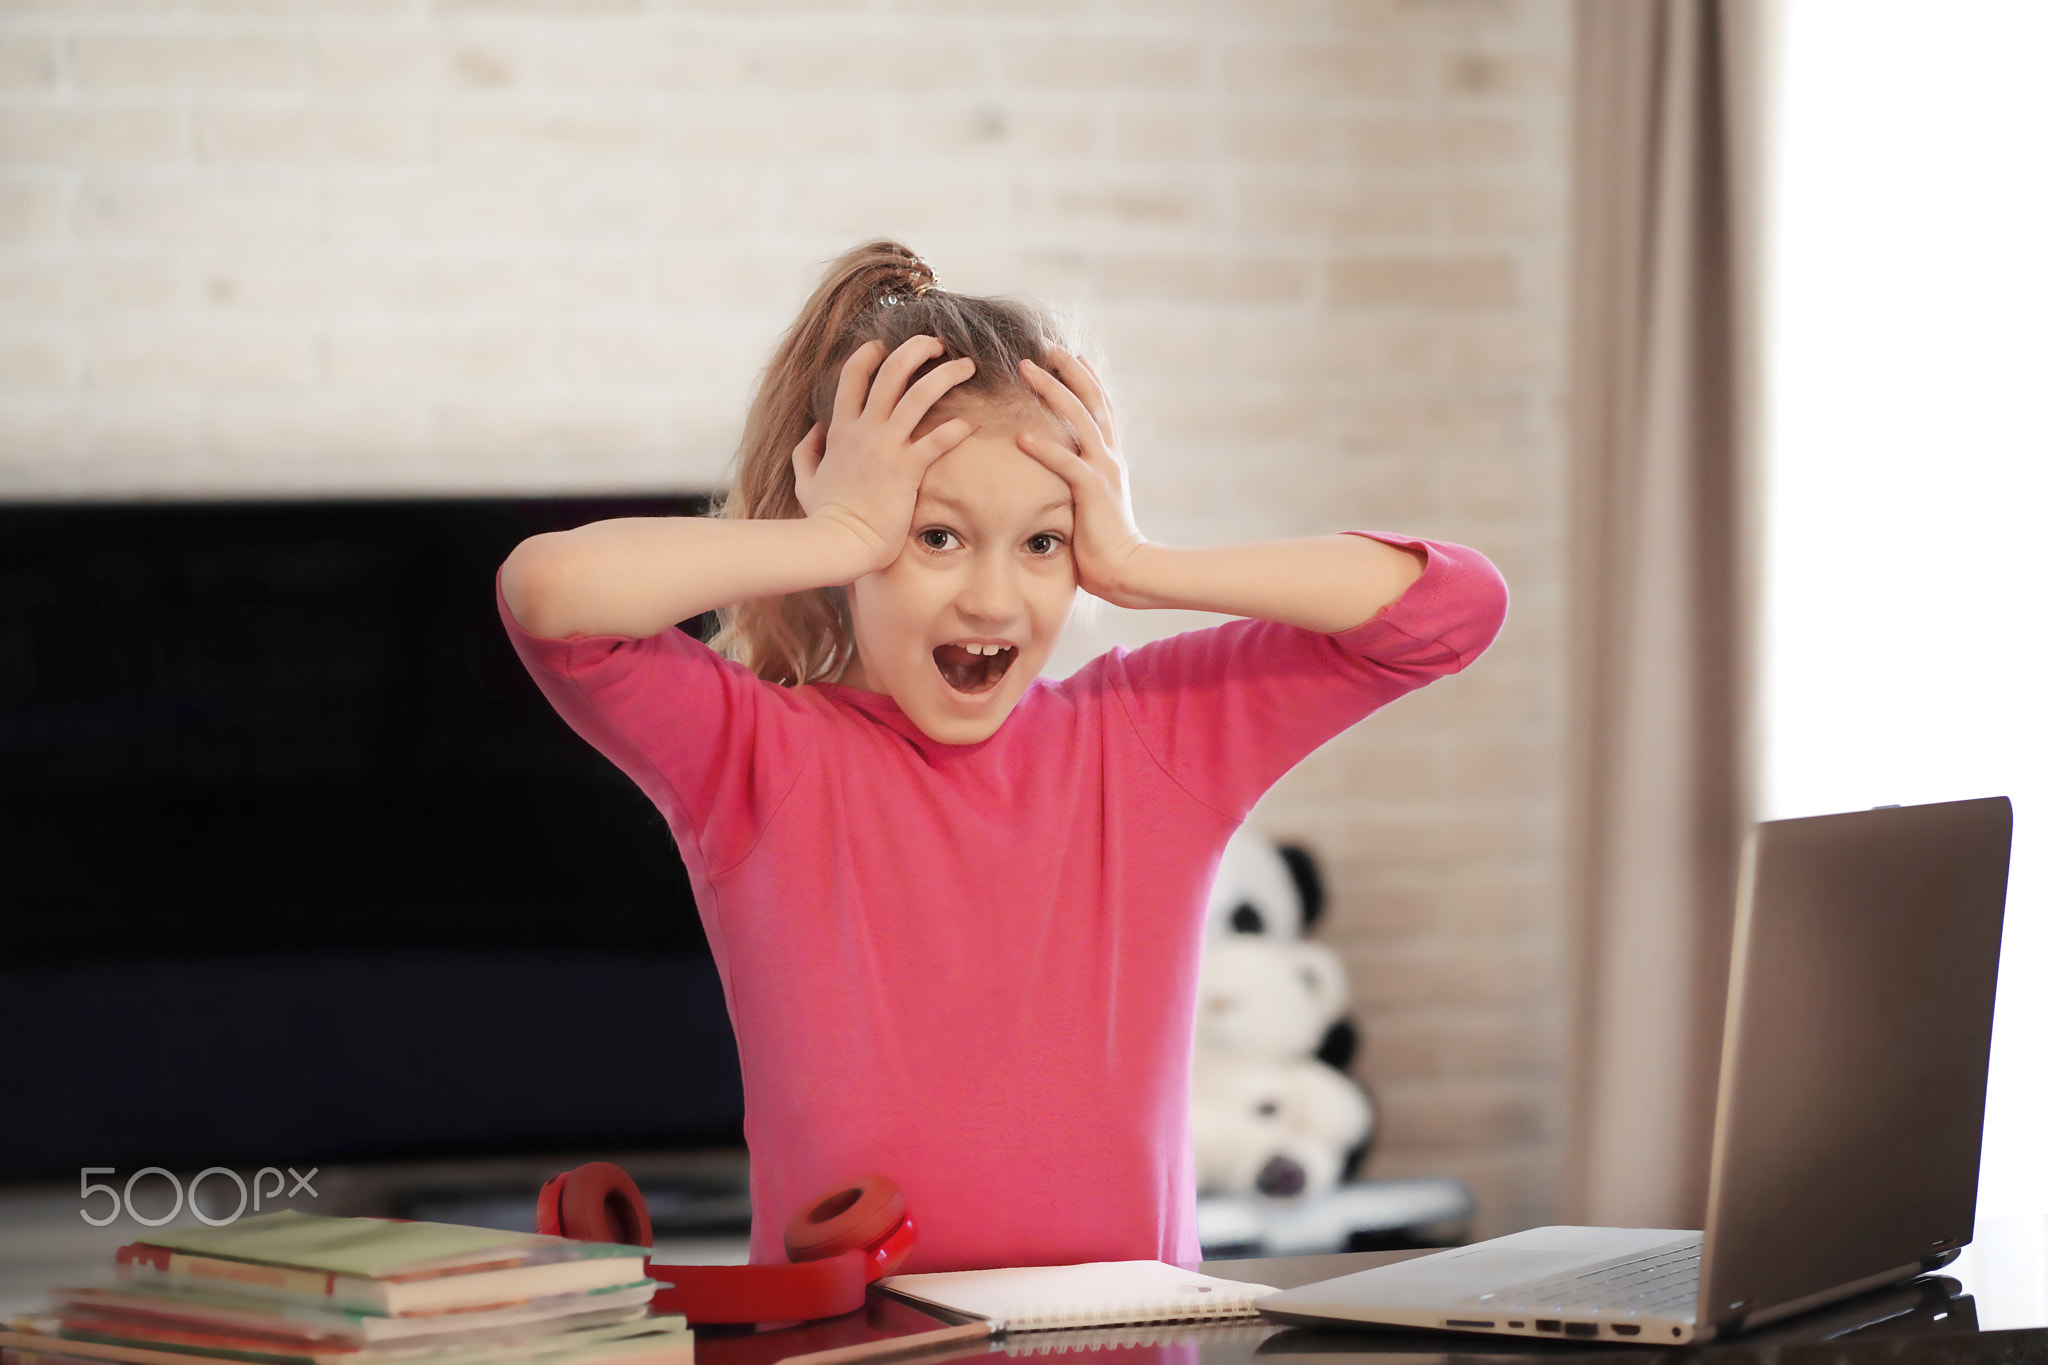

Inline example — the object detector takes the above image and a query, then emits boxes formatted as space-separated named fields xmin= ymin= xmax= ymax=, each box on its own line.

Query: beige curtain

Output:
xmin=1565 ymin=0 xmax=1767 ymax=1229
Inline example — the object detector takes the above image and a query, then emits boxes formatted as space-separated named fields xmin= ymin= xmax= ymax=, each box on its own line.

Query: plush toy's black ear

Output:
xmin=1316 ymin=1016 xmax=1359 ymax=1074
xmin=1277 ymin=844 xmax=1326 ymax=931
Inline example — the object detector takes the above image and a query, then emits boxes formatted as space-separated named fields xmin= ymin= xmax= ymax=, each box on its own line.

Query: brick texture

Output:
xmin=0 ymin=0 xmax=1570 ymax=1239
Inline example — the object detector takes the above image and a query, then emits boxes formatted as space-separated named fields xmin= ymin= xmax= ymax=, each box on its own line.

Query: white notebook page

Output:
xmin=878 ymin=1261 xmax=1277 ymax=1333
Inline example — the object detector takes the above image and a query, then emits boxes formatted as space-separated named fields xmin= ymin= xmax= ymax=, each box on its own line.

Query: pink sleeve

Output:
xmin=1100 ymin=532 xmax=1508 ymax=821
xmin=495 ymin=573 xmax=813 ymax=877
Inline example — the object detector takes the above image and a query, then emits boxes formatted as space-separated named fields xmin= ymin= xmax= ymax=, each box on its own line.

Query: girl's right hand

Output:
xmin=793 ymin=336 xmax=977 ymax=576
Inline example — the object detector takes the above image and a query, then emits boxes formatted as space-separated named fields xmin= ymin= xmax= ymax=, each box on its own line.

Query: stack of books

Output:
xmin=0 ymin=1211 xmax=692 ymax=1365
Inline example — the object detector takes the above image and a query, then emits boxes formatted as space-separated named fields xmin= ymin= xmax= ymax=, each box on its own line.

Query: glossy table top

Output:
xmin=694 ymin=1218 xmax=2048 ymax=1365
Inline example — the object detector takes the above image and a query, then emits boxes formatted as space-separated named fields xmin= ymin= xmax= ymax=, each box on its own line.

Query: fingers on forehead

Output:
xmin=896 ymin=360 xmax=974 ymax=424
xmin=1038 ymin=407 xmax=1085 ymax=453
xmin=1024 ymin=360 xmax=1091 ymax=424
xmin=1018 ymin=424 xmax=1084 ymax=463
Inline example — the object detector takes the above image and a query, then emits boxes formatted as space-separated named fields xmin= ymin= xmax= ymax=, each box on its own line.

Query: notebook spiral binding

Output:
xmin=999 ymin=1320 xmax=1272 ymax=1354
xmin=1004 ymin=1291 xmax=1267 ymax=1334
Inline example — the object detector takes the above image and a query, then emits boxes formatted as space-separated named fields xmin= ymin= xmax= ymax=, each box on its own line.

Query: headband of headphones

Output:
xmin=537 ymin=1162 xmax=915 ymax=1324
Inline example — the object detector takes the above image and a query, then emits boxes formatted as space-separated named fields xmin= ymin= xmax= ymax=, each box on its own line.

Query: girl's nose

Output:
xmin=955 ymin=550 xmax=1024 ymax=626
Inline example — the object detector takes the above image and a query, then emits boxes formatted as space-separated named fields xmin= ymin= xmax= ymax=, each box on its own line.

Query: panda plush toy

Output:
xmin=1192 ymin=828 xmax=1375 ymax=1200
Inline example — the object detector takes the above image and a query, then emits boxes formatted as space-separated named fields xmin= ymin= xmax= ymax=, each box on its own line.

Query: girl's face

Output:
xmin=841 ymin=404 xmax=1079 ymax=745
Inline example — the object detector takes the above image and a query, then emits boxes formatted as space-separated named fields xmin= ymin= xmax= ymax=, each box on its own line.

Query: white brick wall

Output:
xmin=0 ymin=0 xmax=1570 ymax=1237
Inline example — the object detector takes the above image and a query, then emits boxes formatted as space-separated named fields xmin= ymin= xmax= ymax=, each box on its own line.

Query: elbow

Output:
xmin=1402 ymin=539 xmax=1508 ymax=673
xmin=1451 ymin=547 xmax=1510 ymax=668
xmin=500 ymin=533 xmax=573 ymax=639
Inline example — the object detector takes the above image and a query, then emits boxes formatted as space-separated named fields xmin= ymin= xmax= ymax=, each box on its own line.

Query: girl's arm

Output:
xmin=1017 ymin=351 xmax=1428 ymax=634
xmin=1099 ymin=536 xmax=1426 ymax=635
xmin=502 ymin=515 xmax=873 ymax=642
xmin=503 ymin=337 xmax=977 ymax=640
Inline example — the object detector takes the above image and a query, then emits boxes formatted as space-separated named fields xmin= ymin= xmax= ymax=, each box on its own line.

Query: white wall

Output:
xmin=1764 ymin=0 xmax=2048 ymax=1220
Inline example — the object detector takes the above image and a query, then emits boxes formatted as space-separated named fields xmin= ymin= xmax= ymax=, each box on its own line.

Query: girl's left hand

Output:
xmin=1017 ymin=346 xmax=1149 ymax=605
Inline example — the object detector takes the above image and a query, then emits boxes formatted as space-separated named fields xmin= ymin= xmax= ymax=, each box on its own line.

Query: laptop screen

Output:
xmin=1698 ymin=797 xmax=2011 ymax=1330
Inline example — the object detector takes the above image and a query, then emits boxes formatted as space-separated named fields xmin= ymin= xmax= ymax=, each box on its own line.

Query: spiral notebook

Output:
xmin=994 ymin=1320 xmax=1274 ymax=1356
xmin=876 ymin=1261 xmax=1276 ymax=1333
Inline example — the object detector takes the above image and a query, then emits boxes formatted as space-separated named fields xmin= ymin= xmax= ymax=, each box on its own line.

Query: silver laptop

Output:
xmin=1259 ymin=796 xmax=2013 ymax=1346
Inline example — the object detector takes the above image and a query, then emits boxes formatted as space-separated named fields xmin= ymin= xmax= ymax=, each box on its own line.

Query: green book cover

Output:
xmin=138 ymin=1211 xmax=645 ymax=1278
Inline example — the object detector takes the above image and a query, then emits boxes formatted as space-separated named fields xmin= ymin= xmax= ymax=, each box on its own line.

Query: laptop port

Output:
xmin=1535 ymin=1321 xmax=1561 ymax=1333
xmin=1611 ymin=1324 xmax=1641 ymax=1336
xmin=1444 ymin=1320 xmax=1494 ymax=1329
xmin=1565 ymin=1323 xmax=1599 ymax=1337
xmin=1508 ymin=1321 xmax=1525 ymax=1328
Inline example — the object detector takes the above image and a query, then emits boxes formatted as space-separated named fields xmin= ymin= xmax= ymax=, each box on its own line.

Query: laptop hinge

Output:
xmin=1719 ymin=1260 xmax=1930 ymax=1334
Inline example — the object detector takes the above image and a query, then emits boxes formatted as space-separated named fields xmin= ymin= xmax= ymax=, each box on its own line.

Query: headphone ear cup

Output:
xmin=785 ymin=1174 xmax=906 ymax=1263
xmin=535 ymin=1173 xmax=568 ymax=1237
xmin=547 ymin=1162 xmax=653 ymax=1249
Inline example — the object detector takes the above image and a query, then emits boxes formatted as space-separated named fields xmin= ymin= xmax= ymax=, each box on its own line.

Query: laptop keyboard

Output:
xmin=1460 ymin=1239 xmax=1702 ymax=1317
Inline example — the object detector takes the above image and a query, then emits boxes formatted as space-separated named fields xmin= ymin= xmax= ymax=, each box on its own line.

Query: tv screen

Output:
xmin=0 ymin=498 xmax=745 ymax=1180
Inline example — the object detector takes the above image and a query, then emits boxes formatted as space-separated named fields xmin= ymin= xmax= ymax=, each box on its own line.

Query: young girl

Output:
xmin=499 ymin=240 xmax=1507 ymax=1274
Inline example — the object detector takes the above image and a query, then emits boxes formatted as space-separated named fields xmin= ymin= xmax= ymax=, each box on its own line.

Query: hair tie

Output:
xmin=880 ymin=258 xmax=939 ymax=307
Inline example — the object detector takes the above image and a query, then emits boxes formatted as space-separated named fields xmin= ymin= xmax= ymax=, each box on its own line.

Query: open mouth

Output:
xmin=932 ymin=642 xmax=1016 ymax=697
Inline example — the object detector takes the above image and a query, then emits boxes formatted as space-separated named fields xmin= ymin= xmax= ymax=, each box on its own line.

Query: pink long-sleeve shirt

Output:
xmin=500 ymin=531 xmax=1506 ymax=1273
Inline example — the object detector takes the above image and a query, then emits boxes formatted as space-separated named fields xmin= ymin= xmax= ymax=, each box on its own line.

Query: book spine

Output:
xmin=115 ymin=1249 xmax=371 ymax=1313
xmin=4 ymin=1330 xmax=330 ymax=1365
xmin=5 ymin=1347 xmax=153 ymax=1365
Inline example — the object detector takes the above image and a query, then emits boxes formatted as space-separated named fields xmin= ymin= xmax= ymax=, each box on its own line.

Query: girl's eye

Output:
xmin=919 ymin=528 xmax=958 ymax=551
xmin=1026 ymin=533 xmax=1062 ymax=556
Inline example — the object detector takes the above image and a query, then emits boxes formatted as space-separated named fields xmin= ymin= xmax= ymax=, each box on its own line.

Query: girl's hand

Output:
xmin=1016 ymin=347 xmax=1149 ymax=604
xmin=794 ymin=336 xmax=977 ymax=576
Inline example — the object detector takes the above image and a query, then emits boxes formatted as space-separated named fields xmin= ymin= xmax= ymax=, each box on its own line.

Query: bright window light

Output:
xmin=1765 ymin=1 xmax=2048 ymax=1218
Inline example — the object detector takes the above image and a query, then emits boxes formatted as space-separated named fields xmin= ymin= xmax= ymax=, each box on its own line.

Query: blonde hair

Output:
xmin=711 ymin=240 xmax=1078 ymax=687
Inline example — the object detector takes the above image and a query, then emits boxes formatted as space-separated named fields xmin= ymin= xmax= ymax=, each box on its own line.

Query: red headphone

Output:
xmin=537 ymin=1163 xmax=916 ymax=1324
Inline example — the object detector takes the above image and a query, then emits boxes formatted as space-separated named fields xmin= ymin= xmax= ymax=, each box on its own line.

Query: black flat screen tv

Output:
xmin=0 ymin=497 xmax=745 ymax=1180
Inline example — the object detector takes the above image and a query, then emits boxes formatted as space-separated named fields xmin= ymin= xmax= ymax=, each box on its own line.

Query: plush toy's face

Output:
xmin=1191 ymin=1056 xmax=1374 ymax=1199
xmin=1196 ymin=939 xmax=1350 ymax=1061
